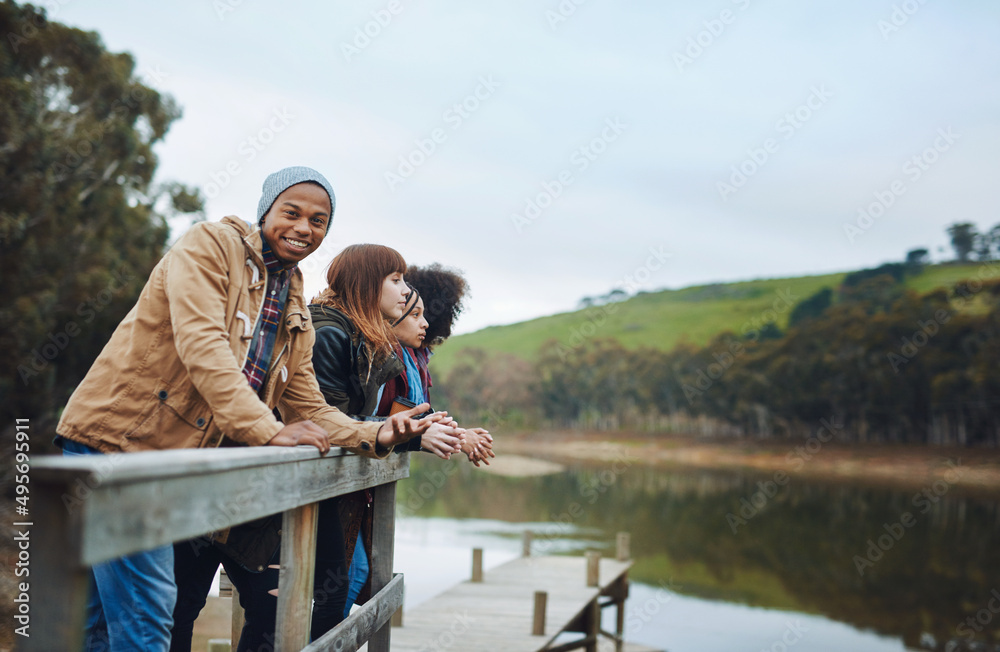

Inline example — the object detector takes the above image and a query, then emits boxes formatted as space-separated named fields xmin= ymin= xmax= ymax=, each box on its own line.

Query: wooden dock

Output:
xmin=203 ymin=535 xmax=660 ymax=652
xmin=381 ymin=551 xmax=635 ymax=652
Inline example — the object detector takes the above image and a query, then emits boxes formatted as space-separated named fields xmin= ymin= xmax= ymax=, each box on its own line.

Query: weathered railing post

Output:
xmin=219 ymin=568 xmax=245 ymax=646
xmin=471 ymin=547 xmax=484 ymax=582
xmin=616 ymin=531 xmax=630 ymax=561
xmin=24 ymin=475 xmax=89 ymax=651
xmin=532 ymin=590 xmax=548 ymax=636
xmin=274 ymin=502 xmax=320 ymax=651
xmin=367 ymin=479 xmax=398 ymax=652
xmin=586 ymin=551 xmax=601 ymax=587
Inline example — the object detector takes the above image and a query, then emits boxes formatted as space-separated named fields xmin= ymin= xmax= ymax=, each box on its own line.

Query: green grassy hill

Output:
xmin=429 ymin=263 xmax=985 ymax=376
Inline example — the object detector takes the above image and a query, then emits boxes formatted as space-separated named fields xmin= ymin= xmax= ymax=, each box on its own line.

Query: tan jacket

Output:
xmin=57 ymin=216 xmax=386 ymax=457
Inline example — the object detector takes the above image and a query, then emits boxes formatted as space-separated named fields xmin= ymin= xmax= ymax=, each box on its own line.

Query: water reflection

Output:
xmin=397 ymin=455 xmax=1000 ymax=651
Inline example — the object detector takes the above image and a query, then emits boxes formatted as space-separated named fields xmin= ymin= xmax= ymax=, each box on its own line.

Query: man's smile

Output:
xmin=283 ymin=237 xmax=310 ymax=250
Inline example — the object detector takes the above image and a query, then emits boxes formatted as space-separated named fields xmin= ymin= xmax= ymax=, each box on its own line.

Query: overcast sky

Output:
xmin=54 ymin=0 xmax=1000 ymax=333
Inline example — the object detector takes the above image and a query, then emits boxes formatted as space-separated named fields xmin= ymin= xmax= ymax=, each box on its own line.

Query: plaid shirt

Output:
xmin=242 ymin=239 xmax=294 ymax=393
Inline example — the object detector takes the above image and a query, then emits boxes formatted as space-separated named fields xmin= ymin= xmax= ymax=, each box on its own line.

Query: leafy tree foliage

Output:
xmin=756 ymin=322 xmax=783 ymax=341
xmin=947 ymin=222 xmax=978 ymax=262
xmin=434 ymin=347 xmax=538 ymax=428
xmin=842 ymin=263 xmax=907 ymax=288
xmin=0 ymin=2 xmax=200 ymax=431
xmin=838 ymin=275 xmax=906 ymax=314
xmin=974 ymin=224 xmax=1000 ymax=261
xmin=787 ymin=287 xmax=832 ymax=328
xmin=904 ymin=247 xmax=929 ymax=271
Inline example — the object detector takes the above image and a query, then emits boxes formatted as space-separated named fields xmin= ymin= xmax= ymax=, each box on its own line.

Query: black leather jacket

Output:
xmin=308 ymin=304 xmax=405 ymax=417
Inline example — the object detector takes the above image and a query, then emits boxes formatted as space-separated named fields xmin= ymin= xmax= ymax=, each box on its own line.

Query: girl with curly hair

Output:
xmin=379 ymin=263 xmax=495 ymax=465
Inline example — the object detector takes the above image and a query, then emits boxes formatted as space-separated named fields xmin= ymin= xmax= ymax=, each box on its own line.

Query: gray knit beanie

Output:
xmin=256 ymin=166 xmax=336 ymax=232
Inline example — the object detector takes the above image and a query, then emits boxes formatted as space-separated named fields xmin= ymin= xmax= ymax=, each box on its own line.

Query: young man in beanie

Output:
xmin=55 ymin=166 xmax=456 ymax=652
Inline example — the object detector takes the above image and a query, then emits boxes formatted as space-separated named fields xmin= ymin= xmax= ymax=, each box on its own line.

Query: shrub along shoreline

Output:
xmin=498 ymin=429 xmax=1000 ymax=492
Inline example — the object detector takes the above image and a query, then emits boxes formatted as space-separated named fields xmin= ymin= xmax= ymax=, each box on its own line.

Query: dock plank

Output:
xmin=383 ymin=556 xmax=632 ymax=652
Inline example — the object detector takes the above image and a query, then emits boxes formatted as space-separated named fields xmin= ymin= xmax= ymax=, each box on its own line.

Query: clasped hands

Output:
xmin=267 ymin=403 xmax=494 ymax=465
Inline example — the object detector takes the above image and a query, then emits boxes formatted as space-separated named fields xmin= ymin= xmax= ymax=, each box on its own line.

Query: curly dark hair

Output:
xmin=405 ymin=263 xmax=469 ymax=348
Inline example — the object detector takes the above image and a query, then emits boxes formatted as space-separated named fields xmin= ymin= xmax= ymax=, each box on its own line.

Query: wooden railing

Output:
xmin=24 ymin=445 xmax=409 ymax=652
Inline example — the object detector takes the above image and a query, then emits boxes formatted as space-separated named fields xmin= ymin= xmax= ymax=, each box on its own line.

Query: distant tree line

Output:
xmin=572 ymin=221 xmax=998 ymax=319
xmin=437 ymin=261 xmax=1000 ymax=447
xmin=947 ymin=222 xmax=1000 ymax=263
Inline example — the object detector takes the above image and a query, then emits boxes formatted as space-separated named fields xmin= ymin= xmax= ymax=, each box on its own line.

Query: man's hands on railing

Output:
xmin=263 ymin=408 xmax=471 ymax=458
xmin=266 ymin=421 xmax=331 ymax=454
xmin=377 ymin=404 xmax=465 ymax=456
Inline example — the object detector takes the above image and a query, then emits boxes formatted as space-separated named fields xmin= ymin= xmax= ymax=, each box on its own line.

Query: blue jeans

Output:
xmin=62 ymin=439 xmax=177 ymax=652
xmin=343 ymin=539 xmax=369 ymax=619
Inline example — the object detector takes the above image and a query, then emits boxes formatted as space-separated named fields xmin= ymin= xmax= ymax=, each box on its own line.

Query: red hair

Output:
xmin=312 ymin=244 xmax=406 ymax=363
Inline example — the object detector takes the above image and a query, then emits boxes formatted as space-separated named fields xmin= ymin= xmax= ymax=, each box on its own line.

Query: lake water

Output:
xmin=390 ymin=453 xmax=1000 ymax=652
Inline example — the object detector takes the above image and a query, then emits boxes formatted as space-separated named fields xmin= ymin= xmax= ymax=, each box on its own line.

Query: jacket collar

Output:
xmin=309 ymin=304 xmax=404 ymax=385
